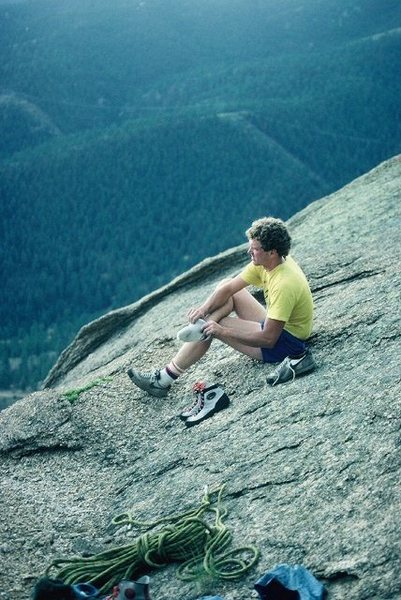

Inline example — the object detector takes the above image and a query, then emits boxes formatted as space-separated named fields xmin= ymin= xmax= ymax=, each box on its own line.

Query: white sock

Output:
xmin=159 ymin=367 xmax=177 ymax=386
xmin=159 ymin=361 xmax=186 ymax=386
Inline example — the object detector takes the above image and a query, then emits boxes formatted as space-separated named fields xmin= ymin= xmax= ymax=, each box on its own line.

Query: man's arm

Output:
xmin=188 ymin=275 xmax=248 ymax=323
xmin=259 ymin=318 xmax=285 ymax=348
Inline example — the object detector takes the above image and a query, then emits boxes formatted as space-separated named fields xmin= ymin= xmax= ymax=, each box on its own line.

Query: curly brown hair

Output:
xmin=246 ymin=217 xmax=291 ymax=257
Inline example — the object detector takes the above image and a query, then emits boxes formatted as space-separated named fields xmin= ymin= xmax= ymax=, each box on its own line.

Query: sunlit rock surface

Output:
xmin=1 ymin=156 xmax=400 ymax=600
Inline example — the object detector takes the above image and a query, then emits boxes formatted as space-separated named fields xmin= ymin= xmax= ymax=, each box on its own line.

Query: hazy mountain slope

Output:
xmin=1 ymin=112 xmax=327 ymax=323
xmin=1 ymin=0 xmax=400 ymax=142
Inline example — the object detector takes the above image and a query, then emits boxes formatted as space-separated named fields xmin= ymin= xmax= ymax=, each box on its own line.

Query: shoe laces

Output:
xmin=271 ymin=357 xmax=295 ymax=385
xmin=142 ymin=369 xmax=161 ymax=382
xmin=184 ymin=381 xmax=206 ymax=413
xmin=192 ymin=381 xmax=206 ymax=393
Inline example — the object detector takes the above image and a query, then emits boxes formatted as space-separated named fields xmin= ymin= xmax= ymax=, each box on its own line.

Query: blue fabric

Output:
xmin=260 ymin=325 xmax=307 ymax=363
xmin=197 ymin=597 xmax=224 ymax=600
xmin=72 ymin=583 xmax=99 ymax=599
xmin=254 ymin=564 xmax=325 ymax=600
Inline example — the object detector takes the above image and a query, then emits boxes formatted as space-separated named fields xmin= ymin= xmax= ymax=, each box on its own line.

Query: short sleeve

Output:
xmin=240 ymin=263 xmax=264 ymax=287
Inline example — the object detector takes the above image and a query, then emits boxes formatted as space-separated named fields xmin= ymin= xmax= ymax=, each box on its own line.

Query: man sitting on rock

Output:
xmin=127 ymin=217 xmax=316 ymax=421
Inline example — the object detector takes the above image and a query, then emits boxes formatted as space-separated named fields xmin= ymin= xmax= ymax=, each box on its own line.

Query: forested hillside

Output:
xmin=1 ymin=0 xmax=401 ymax=402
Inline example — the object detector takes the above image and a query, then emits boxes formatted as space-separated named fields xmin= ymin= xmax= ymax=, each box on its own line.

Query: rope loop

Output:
xmin=46 ymin=484 xmax=259 ymax=593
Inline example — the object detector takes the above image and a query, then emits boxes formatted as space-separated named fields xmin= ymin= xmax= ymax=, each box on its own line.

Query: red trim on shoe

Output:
xmin=192 ymin=381 xmax=206 ymax=392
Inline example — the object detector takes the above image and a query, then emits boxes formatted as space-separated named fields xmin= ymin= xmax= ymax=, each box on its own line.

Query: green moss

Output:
xmin=63 ymin=376 xmax=113 ymax=404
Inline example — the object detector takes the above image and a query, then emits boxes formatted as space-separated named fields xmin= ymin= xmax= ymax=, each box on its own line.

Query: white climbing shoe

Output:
xmin=177 ymin=318 xmax=211 ymax=342
xmin=181 ymin=381 xmax=230 ymax=427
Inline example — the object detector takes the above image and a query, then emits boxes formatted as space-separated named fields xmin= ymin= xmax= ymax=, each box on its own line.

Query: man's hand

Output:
xmin=202 ymin=320 xmax=223 ymax=339
xmin=187 ymin=306 xmax=208 ymax=324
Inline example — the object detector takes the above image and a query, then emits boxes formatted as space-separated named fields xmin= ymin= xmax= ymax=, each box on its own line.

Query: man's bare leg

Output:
xmin=172 ymin=286 xmax=266 ymax=371
xmin=127 ymin=284 xmax=266 ymax=395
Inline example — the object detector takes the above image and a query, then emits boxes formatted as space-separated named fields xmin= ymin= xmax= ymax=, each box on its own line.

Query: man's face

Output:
xmin=247 ymin=239 xmax=268 ymax=265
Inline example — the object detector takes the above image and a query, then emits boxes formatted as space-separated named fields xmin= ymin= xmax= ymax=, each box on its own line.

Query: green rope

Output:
xmin=46 ymin=484 xmax=259 ymax=593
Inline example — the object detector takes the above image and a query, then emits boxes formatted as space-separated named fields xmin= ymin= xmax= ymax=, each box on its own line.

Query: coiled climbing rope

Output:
xmin=46 ymin=484 xmax=259 ymax=593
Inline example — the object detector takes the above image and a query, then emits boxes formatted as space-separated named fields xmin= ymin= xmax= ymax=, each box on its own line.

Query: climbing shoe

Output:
xmin=112 ymin=577 xmax=151 ymax=600
xmin=183 ymin=381 xmax=230 ymax=426
xmin=266 ymin=348 xmax=316 ymax=386
xmin=180 ymin=381 xmax=207 ymax=420
xmin=177 ymin=318 xmax=211 ymax=342
xmin=127 ymin=368 xmax=170 ymax=398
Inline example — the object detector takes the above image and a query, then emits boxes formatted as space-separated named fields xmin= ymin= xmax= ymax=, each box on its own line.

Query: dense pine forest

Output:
xmin=1 ymin=0 xmax=401 ymax=405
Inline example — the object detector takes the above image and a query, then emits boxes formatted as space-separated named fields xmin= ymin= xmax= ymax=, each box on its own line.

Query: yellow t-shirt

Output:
xmin=240 ymin=255 xmax=313 ymax=340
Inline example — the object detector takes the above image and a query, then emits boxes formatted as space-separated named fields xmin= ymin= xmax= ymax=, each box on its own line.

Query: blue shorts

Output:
xmin=260 ymin=323 xmax=307 ymax=363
